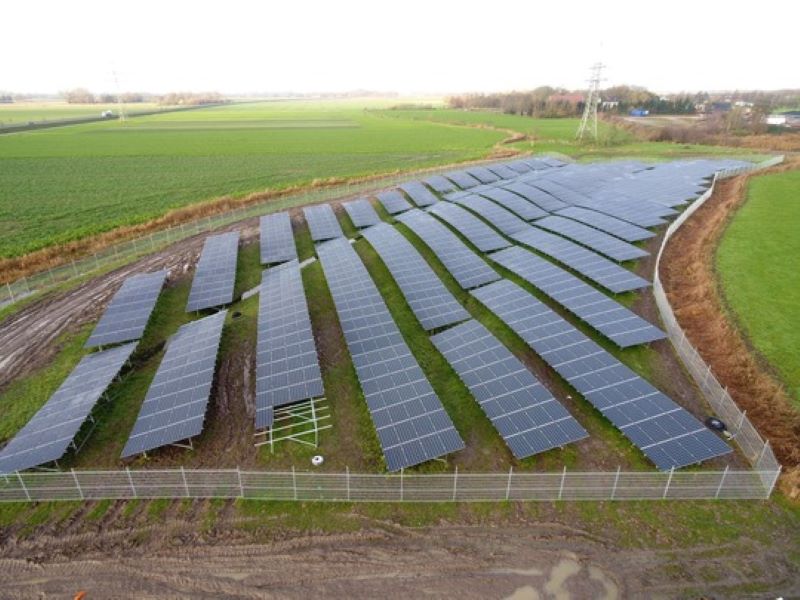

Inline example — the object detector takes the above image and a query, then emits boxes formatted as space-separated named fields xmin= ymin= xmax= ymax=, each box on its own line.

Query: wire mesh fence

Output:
xmin=0 ymin=466 xmax=779 ymax=503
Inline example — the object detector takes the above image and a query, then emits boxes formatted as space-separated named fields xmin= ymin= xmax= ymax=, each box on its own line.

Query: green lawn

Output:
xmin=716 ymin=169 xmax=800 ymax=405
xmin=0 ymin=102 xmax=161 ymax=125
xmin=0 ymin=100 xmax=503 ymax=258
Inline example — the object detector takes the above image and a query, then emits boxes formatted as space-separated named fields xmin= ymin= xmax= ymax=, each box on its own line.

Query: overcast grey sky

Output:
xmin=3 ymin=0 xmax=797 ymax=94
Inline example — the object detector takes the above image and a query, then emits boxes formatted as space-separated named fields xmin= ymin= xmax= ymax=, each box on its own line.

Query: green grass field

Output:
xmin=0 ymin=100 xmax=503 ymax=258
xmin=716 ymin=170 xmax=800 ymax=405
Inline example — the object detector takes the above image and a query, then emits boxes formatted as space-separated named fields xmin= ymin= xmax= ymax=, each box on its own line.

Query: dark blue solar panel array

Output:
xmin=343 ymin=198 xmax=380 ymax=228
xmin=256 ymin=261 xmax=324 ymax=429
xmin=303 ymin=204 xmax=344 ymax=241
xmin=0 ymin=343 xmax=136 ymax=474
xmin=85 ymin=270 xmax=167 ymax=348
xmin=398 ymin=181 xmax=439 ymax=207
xmin=490 ymin=247 xmax=665 ymax=347
xmin=471 ymin=280 xmax=731 ymax=470
xmin=555 ymin=206 xmax=655 ymax=243
xmin=121 ymin=311 xmax=227 ymax=458
xmin=186 ymin=232 xmax=240 ymax=312
xmin=362 ymin=223 xmax=469 ymax=331
xmin=465 ymin=166 xmax=501 ymax=184
xmin=428 ymin=202 xmax=511 ymax=252
xmin=477 ymin=187 xmax=548 ymax=221
xmin=534 ymin=216 xmax=649 ymax=262
xmin=317 ymin=238 xmax=464 ymax=471
xmin=260 ymin=212 xmax=298 ymax=264
xmin=444 ymin=170 xmax=482 ymax=189
xmin=376 ymin=190 xmax=412 ymax=215
xmin=396 ymin=209 xmax=499 ymax=290
xmin=424 ymin=174 xmax=457 ymax=193
xmin=431 ymin=319 xmax=587 ymax=459
xmin=486 ymin=164 xmax=520 ymax=180
xmin=453 ymin=194 xmax=530 ymax=236
xmin=511 ymin=227 xmax=650 ymax=293
xmin=502 ymin=181 xmax=569 ymax=212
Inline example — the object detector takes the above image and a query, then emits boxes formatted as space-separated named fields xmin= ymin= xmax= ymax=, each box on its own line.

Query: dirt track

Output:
xmin=661 ymin=161 xmax=800 ymax=490
xmin=1 ymin=505 xmax=798 ymax=599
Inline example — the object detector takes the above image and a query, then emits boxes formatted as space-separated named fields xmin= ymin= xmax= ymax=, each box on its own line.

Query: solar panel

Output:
xmin=465 ymin=166 xmax=500 ymax=184
xmin=361 ymin=223 xmax=470 ymax=331
xmin=186 ymin=232 xmax=239 ymax=312
xmin=256 ymin=261 xmax=324 ymax=429
xmin=477 ymin=188 xmax=548 ymax=221
xmin=555 ymin=206 xmax=655 ymax=242
xmin=0 ymin=343 xmax=136 ymax=474
xmin=398 ymin=181 xmax=438 ymax=207
xmin=303 ymin=204 xmax=344 ymax=242
xmin=502 ymin=181 xmax=569 ymax=212
xmin=444 ymin=170 xmax=481 ymax=189
xmin=534 ymin=216 xmax=649 ymax=262
xmin=85 ymin=270 xmax=167 ymax=348
xmin=260 ymin=212 xmax=298 ymax=264
xmin=121 ymin=311 xmax=227 ymax=458
xmin=317 ymin=238 xmax=464 ymax=471
xmin=396 ymin=209 xmax=500 ymax=290
xmin=431 ymin=319 xmax=587 ymax=458
xmin=491 ymin=247 xmax=665 ymax=347
xmin=472 ymin=280 xmax=731 ymax=470
xmin=424 ymin=174 xmax=457 ymax=193
xmin=453 ymin=194 xmax=530 ymax=236
xmin=343 ymin=198 xmax=380 ymax=228
xmin=511 ymin=227 xmax=650 ymax=294
xmin=375 ymin=190 xmax=412 ymax=215
xmin=485 ymin=164 xmax=520 ymax=180
xmin=428 ymin=202 xmax=511 ymax=253
xmin=506 ymin=160 xmax=532 ymax=174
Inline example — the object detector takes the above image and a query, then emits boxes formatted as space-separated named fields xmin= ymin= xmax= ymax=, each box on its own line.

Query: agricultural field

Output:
xmin=716 ymin=169 xmax=800 ymax=405
xmin=0 ymin=100 xmax=502 ymax=258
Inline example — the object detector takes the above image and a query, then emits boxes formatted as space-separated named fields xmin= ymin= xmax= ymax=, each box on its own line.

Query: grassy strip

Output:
xmin=716 ymin=169 xmax=800 ymax=405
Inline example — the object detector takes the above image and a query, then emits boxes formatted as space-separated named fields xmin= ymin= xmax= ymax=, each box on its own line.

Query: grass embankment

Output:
xmin=716 ymin=169 xmax=800 ymax=406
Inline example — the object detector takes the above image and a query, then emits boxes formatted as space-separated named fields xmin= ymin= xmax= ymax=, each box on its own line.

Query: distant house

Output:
xmin=601 ymin=98 xmax=619 ymax=110
xmin=711 ymin=101 xmax=732 ymax=113
xmin=782 ymin=111 xmax=800 ymax=128
xmin=767 ymin=114 xmax=787 ymax=126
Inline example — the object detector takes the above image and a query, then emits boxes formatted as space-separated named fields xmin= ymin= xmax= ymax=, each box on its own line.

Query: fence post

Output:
xmin=16 ymin=472 xmax=31 ymax=502
xmin=180 ymin=467 xmax=190 ymax=498
xmin=505 ymin=466 xmax=513 ymax=501
xmin=71 ymin=469 xmax=84 ymax=500
xmin=346 ymin=466 xmax=351 ymax=502
xmin=715 ymin=466 xmax=729 ymax=499
xmin=126 ymin=467 xmax=137 ymax=498
xmin=755 ymin=441 xmax=770 ymax=468
xmin=400 ymin=468 xmax=404 ymax=502
xmin=558 ymin=466 xmax=567 ymax=500
xmin=71 ymin=259 xmax=78 ymax=276
xmin=662 ymin=467 xmax=674 ymax=499
xmin=237 ymin=467 xmax=245 ymax=499
xmin=736 ymin=410 xmax=747 ymax=435
xmin=767 ymin=466 xmax=782 ymax=498
xmin=452 ymin=467 xmax=458 ymax=501
xmin=292 ymin=466 xmax=297 ymax=500
xmin=5 ymin=282 xmax=13 ymax=303
xmin=611 ymin=466 xmax=621 ymax=500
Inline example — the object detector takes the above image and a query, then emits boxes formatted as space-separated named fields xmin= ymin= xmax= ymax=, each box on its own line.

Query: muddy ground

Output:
xmin=0 ymin=499 xmax=798 ymax=599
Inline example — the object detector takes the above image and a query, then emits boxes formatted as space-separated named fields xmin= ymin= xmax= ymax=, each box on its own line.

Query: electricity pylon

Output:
xmin=576 ymin=62 xmax=604 ymax=141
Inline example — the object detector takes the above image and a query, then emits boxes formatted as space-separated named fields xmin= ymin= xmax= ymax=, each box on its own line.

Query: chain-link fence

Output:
xmin=0 ymin=466 xmax=778 ymax=503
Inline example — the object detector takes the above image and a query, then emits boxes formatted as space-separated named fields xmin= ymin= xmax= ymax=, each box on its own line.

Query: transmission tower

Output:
xmin=576 ymin=62 xmax=604 ymax=141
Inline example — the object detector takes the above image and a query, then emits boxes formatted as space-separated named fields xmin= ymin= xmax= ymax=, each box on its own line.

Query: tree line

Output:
xmin=59 ymin=89 xmax=226 ymax=106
